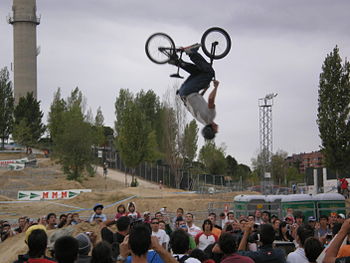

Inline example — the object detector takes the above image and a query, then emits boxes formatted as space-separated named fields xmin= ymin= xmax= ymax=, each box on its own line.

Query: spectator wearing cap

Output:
xmin=89 ymin=203 xmax=107 ymax=223
xmin=14 ymin=225 xmax=56 ymax=263
xmin=337 ymin=214 xmax=346 ymax=224
xmin=75 ymin=233 xmax=93 ymax=263
xmin=308 ymin=216 xmax=317 ymax=229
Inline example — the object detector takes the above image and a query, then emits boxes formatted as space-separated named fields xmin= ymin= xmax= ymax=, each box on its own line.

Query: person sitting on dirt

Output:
xmin=89 ymin=203 xmax=107 ymax=223
xmin=126 ymin=202 xmax=141 ymax=219
xmin=46 ymin=213 xmax=57 ymax=230
xmin=14 ymin=225 xmax=56 ymax=263
xmin=169 ymin=44 xmax=219 ymax=140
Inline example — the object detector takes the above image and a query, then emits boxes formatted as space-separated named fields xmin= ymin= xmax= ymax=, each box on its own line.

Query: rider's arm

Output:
xmin=208 ymin=80 xmax=219 ymax=109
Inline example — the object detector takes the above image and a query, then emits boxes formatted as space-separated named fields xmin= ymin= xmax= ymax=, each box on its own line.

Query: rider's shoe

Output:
xmin=167 ymin=52 xmax=179 ymax=66
xmin=181 ymin=43 xmax=201 ymax=55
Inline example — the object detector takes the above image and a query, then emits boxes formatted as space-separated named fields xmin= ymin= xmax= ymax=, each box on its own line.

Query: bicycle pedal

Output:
xmin=170 ymin=73 xmax=184 ymax=79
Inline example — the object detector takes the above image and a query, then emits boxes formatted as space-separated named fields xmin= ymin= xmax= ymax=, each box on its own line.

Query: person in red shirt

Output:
xmin=340 ymin=178 xmax=349 ymax=197
xmin=195 ymin=219 xmax=218 ymax=250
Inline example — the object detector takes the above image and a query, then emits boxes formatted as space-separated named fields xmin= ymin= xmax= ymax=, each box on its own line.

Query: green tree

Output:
xmin=47 ymin=88 xmax=66 ymax=145
xmin=270 ymin=150 xmax=288 ymax=185
xmin=94 ymin=106 xmax=105 ymax=146
xmin=53 ymin=88 xmax=94 ymax=181
xmin=198 ymin=141 xmax=227 ymax=175
xmin=0 ymin=67 xmax=14 ymax=149
xmin=182 ymin=120 xmax=199 ymax=163
xmin=226 ymin=155 xmax=238 ymax=178
xmin=13 ymin=92 xmax=45 ymax=152
xmin=317 ymin=46 xmax=350 ymax=176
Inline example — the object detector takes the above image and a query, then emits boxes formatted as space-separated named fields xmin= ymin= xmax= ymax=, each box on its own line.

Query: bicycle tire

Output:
xmin=145 ymin=32 xmax=176 ymax=64
xmin=201 ymin=27 xmax=231 ymax=60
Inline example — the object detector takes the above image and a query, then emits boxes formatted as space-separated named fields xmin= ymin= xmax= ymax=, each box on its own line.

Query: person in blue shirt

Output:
xmin=89 ymin=203 xmax=107 ymax=223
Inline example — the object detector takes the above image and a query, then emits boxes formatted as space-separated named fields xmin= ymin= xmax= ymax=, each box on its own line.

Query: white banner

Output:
xmin=17 ymin=189 xmax=91 ymax=200
xmin=0 ymin=158 xmax=28 ymax=168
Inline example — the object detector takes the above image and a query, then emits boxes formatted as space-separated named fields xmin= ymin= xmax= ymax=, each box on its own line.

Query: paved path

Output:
xmin=96 ymin=166 xmax=160 ymax=189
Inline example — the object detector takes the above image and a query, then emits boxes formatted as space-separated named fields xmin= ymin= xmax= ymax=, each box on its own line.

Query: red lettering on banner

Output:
xmin=52 ymin=192 xmax=58 ymax=199
xmin=42 ymin=192 xmax=49 ymax=199
xmin=61 ymin=191 xmax=67 ymax=198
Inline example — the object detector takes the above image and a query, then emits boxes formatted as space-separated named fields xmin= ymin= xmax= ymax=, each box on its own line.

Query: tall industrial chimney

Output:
xmin=8 ymin=0 xmax=40 ymax=104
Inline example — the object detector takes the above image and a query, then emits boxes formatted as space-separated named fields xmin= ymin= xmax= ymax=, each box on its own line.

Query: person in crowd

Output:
xmin=126 ymin=202 xmax=141 ymax=219
xmin=285 ymin=208 xmax=295 ymax=224
xmin=170 ymin=229 xmax=201 ymax=262
xmin=208 ymin=213 xmax=222 ymax=237
xmin=71 ymin=212 xmax=81 ymax=225
xmin=195 ymin=219 xmax=218 ymax=250
xmin=173 ymin=208 xmax=185 ymax=228
xmin=119 ymin=224 xmax=177 ymax=263
xmin=324 ymin=218 xmax=350 ymax=263
xmin=212 ymin=232 xmax=254 ymax=263
xmin=219 ymin=212 xmax=227 ymax=228
xmin=227 ymin=212 xmax=235 ymax=223
xmin=89 ymin=203 xmax=107 ymax=223
xmin=338 ymin=214 xmax=346 ymax=225
xmin=156 ymin=211 xmax=172 ymax=235
xmin=317 ymin=215 xmax=331 ymax=238
xmin=336 ymin=231 xmax=350 ymax=258
xmin=254 ymin=210 xmax=263 ymax=224
xmin=238 ymin=221 xmax=286 ymax=263
xmin=158 ymin=220 xmax=170 ymax=250
xmin=54 ymin=235 xmax=79 ymax=263
xmin=330 ymin=213 xmax=339 ymax=230
xmin=277 ymin=221 xmax=294 ymax=242
xmin=247 ymin=215 xmax=255 ymax=223
xmin=14 ymin=225 xmax=55 ymax=263
xmin=75 ymin=232 xmax=93 ymax=263
xmin=185 ymin=212 xmax=201 ymax=238
xmin=295 ymin=212 xmax=304 ymax=226
xmin=304 ymin=237 xmax=323 ymax=263
xmin=14 ymin=217 xmax=28 ymax=234
xmin=143 ymin=211 xmax=151 ymax=224
xmin=101 ymin=215 xmax=130 ymax=261
xmin=273 ymin=218 xmax=281 ymax=239
xmin=175 ymin=217 xmax=196 ymax=250
xmin=306 ymin=216 xmax=316 ymax=229
xmin=91 ymin=241 xmax=113 ymax=263
xmin=115 ymin=204 xmax=127 ymax=220
xmin=286 ymin=224 xmax=315 ymax=263
xmin=46 ymin=213 xmax=57 ymax=230
xmin=57 ymin=214 xmax=67 ymax=228
xmin=261 ymin=211 xmax=271 ymax=224
xmin=151 ymin=217 xmax=168 ymax=248
xmin=1 ymin=221 xmax=14 ymax=241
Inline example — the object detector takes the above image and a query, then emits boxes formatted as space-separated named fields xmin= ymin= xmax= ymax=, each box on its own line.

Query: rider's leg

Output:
xmin=188 ymin=51 xmax=215 ymax=76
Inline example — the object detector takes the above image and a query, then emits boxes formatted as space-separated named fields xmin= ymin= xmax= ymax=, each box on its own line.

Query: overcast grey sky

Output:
xmin=1 ymin=0 xmax=350 ymax=166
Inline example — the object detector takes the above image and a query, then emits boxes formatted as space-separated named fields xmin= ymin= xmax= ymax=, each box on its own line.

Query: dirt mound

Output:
xmin=0 ymin=194 xmax=13 ymax=201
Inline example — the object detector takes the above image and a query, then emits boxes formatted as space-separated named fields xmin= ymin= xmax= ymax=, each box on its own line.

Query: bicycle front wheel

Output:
xmin=145 ymin=33 xmax=175 ymax=64
xmin=201 ymin=27 xmax=231 ymax=60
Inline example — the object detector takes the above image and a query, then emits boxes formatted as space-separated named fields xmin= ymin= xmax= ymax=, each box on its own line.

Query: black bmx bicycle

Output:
xmin=145 ymin=27 xmax=231 ymax=78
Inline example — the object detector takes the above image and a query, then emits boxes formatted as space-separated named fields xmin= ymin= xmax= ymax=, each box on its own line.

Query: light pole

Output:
xmin=258 ymin=93 xmax=277 ymax=193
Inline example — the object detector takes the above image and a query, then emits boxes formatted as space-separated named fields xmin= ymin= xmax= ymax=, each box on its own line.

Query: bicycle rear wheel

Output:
xmin=201 ymin=27 xmax=231 ymax=60
xmin=145 ymin=33 xmax=175 ymax=64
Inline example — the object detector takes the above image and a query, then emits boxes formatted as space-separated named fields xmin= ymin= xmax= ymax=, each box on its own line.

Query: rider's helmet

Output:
xmin=201 ymin=124 xmax=216 ymax=140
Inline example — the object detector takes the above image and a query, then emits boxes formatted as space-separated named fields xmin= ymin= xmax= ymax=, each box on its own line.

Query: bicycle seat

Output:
xmin=170 ymin=73 xmax=184 ymax=79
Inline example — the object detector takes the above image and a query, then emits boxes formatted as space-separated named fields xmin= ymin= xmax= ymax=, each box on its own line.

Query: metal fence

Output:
xmin=96 ymin=146 xmax=240 ymax=192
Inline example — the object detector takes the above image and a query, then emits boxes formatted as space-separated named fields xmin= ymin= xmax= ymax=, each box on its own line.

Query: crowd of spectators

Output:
xmin=2 ymin=202 xmax=350 ymax=263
